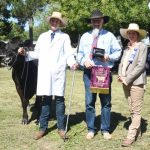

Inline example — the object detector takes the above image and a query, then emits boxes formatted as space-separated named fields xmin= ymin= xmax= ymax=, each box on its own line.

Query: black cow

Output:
xmin=4 ymin=37 xmax=41 ymax=124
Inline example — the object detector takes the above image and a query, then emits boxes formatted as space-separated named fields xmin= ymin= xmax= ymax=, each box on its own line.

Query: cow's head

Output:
xmin=3 ymin=37 xmax=34 ymax=67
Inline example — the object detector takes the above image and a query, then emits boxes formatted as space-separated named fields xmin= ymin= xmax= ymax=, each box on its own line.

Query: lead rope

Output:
xmin=21 ymin=47 xmax=30 ymax=103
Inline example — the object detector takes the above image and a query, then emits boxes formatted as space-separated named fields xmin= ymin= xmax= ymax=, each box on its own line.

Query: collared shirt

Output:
xmin=77 ymin=28 xmax=122 ymax=68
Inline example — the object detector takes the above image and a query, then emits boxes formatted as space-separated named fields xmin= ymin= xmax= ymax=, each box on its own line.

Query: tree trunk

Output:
xmin=28 ymin=17 xmax=34 ymax=44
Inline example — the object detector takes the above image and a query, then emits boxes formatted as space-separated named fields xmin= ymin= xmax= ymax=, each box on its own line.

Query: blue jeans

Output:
xmin=83 ymin=69 xmax=112 ymax=133
xmin=39 ymin=96 xmax=65 ymax=131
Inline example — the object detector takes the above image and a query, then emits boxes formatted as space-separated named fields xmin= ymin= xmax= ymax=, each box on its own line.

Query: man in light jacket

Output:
xmin=77 ymin=9 xmax=122 ymax=140
xmin=18 ymin=11 xmax=77 ymax=140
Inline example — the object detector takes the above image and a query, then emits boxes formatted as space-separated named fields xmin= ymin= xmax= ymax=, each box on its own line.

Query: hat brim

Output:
xmin=47 ymin=16 xmax=66 ymax=27
xmin=120 ymin=28 xmax=147 ymax=40
xmin=87 ymin=16 xmax=110 ymax=24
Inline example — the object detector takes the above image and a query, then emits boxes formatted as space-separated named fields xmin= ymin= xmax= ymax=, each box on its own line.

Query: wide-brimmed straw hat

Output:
xmin=47 ymin=11 xmax=66 ymax=27
xmin=120 ymin=23 xmax=147 ymax=40
xmin=87 ymin=9 xmax=109 ymax=24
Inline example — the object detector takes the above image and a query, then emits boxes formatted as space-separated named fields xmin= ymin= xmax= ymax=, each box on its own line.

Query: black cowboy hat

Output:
xmin=87 ymin=9 xmax=110 ymax=24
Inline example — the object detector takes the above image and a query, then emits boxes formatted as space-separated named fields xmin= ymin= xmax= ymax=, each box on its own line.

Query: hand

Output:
xmin=117 ymin=76 xmax=122 ymax=82
xmin=18 ymin=47 xmax=26 ymax=56
xmin=118 ymin=76 xmax=128 ymax=85
xmin=84 ymin=61 xmax=94 ymax=69
xmin=122 ymin=78 xmax=128 ymax=86
xmin=98 ymin=55 xmax=109 ymax=62
xmin=71 ymin=63 xmax=79 ymax=70
xmin=104 ymin=55 xmax=110 ymax=61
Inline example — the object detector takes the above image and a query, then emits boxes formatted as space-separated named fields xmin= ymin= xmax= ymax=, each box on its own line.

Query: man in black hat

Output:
xmin=77 ymin=9 xmax=122 ymax=140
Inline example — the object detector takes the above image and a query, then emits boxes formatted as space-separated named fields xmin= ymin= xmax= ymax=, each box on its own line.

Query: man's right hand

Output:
xmin=84 ymin=61 xmax=94 ymax=69
xmin=18 ymin=47 xmax=26 ymax=56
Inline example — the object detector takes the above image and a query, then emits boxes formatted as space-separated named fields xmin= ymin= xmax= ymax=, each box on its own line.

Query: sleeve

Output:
xmin=77 ymin=34 xmax=92 ymax=66
xmin=64 ymin=34 xmax=76 ymax=67
xmin=125 ymin=44 xmax=148 ymax=84
xmin=109 ymin=34 xmax=122 ymax=62
xmin=25 ymin=36 xmax=41 ymax=61
xmin=118 ymin=49 xmax=126 ymax=76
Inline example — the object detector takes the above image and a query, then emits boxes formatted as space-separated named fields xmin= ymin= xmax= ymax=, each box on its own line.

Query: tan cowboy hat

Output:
xmin=47 ymin=11 xmax=66 ymax=27
xmin=120 ymin=23 xmax=147 ymax=40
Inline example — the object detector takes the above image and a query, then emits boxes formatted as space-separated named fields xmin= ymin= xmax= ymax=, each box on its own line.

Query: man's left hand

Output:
xmin=118 ymin=76 xmax=128 ymax=86
xmin=71 ymin=63 xmax=79 ymax=70
xmin=98 ymin=55 xmax=109 ymax=62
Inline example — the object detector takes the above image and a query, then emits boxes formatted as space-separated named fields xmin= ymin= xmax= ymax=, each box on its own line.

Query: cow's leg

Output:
xmin=16 ymin=85 xmax=29 ymax=125
xmin=34 ymin=96 xmax=42 ymax=124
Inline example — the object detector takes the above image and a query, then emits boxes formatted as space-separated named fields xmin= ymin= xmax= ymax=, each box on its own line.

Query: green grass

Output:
xmin=0 ymin=67 xmax=150 ymax=150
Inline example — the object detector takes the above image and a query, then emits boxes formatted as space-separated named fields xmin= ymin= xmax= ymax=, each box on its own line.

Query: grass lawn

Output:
xmin=0 ymin=67 xmax=150 ymax=150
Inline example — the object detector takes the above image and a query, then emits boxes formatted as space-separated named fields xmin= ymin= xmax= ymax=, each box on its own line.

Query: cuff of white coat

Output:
xmin=67 ymin=58 xmax=76 ymax=68
xmin=78 ymin=58 xmax=90 ymax=67
xmin=25 ymin=52 xmax=29 ymax=61
xmin=107 ymin=55 xmax=113 ymax=61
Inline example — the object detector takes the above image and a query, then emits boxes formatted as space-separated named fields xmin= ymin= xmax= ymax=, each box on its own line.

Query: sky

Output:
xmin=25 ymin=20 xmax=40 ymax=31
xmin=9 ymin=17 xmax=40 ymax=31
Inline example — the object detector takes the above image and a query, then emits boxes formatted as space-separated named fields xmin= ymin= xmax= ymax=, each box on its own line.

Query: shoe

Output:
xmin=121 ymin=138 xmax=135 ymax=147
xmin=86 ymin=132 xmax=94 ymax=140
xmin=33 ymin=130 xmax=46 ymax=140
xmin=58 ymin=130 xmax=66 ymax=139
xmin=103 ymin=132 xmax=112 ymax=140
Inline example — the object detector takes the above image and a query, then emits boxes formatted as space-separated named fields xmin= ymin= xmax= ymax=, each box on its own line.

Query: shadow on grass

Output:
xmin=28 ymin=99 xmax=56 ymax=124
xmin=111 ymin=112 xmax=127 ymax=133
xmin=123 ymin=117 xmax=148 ymax=135
xmin=95 ymin=111 xmax=127 ymax=133
xmin=44 ymin=112 xmax=85 ymax=135
xmin=66 ymin=112 xmax=85 ymax=130
xmin=29 ymin=99 xmax=85 ymax=133
xmin=29 ymin=100 xmax=147 ymax=137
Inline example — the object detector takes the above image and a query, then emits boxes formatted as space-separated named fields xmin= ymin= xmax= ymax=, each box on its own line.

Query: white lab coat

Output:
xmin=26 ymin=30 xmax=75 ymax=96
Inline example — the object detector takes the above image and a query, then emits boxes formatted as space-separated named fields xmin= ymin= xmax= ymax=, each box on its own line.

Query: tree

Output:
xmin=10 ymin=0 xmax=49 ymax=42
xmin=8 ymin=22 xmax=28 ymax=39
xmin=47 ymin=0 xmax=150 ymax=44
xmin=0 ymin=1 xmax=12 ymax=40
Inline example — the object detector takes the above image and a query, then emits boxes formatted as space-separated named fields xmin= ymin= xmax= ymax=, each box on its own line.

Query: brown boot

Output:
xmin=58 ymin=130 xmax=66 ymax=139
xmin=33 ymin=130 xmax=46 ymax=140
xmin=121 ymin=138 xmax=135 ymax=147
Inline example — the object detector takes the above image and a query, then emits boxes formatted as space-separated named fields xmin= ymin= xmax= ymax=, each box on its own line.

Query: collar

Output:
xmin=50 ymin=29 xmax=61 ymax=34
xmin=127 ymin=42 xmax=139 ymax=49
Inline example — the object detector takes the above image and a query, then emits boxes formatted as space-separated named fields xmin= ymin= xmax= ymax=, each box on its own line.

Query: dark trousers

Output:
xmin=39 ymin=95 xmax=65 ymax=131
xmin=83 ymin=69 xmax=112 ymax=133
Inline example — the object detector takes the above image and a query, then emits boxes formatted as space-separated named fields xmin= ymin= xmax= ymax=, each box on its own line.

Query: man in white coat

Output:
xmin=18 ymin=11 xmax=77 ymax=140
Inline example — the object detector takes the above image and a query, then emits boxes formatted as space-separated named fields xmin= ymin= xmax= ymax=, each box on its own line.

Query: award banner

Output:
xmin=90 ymin=66 xmax=110 ymax=94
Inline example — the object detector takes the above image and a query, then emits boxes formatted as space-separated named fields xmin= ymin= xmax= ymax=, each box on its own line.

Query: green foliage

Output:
xmin=8 ymin=23 xmax=28 ymax=39
xmin=1 ymin=0 xmax=49 ymax=41
xmin=44 ymin=0 xmax=150 ymax=42
xmin=0 ymin=1 xmax=12 ymax=39
xmin=100 ymin=0 xmax=150 ymax=35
